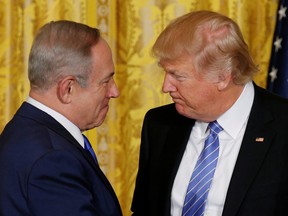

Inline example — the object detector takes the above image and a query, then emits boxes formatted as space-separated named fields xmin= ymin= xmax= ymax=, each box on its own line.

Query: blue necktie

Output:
xmin=182 ymin=121 xmax=223 ymax=216
xmin=82 ymin=134 xmax=98 ymax=163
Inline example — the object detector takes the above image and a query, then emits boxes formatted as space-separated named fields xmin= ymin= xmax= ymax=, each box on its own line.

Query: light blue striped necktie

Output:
xmin=182 ymin=121 xmax=223 ymax=216
xmin=83 ymin=134 xmax=98 ymax=164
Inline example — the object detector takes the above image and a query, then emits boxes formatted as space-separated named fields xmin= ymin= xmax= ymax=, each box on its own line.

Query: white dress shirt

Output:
xmin=26 ymin=97 xmax=85 ymax=148
xmin=171 ymin=81 xmax=255 ymax=216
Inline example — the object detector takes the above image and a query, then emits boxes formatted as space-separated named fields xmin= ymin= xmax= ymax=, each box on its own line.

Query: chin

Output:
xmin=175 ymin=104 xmax=196 ymax=119
xmin=97 ymin=113 xmax=108 ymax=126
xmin=84 ymin=118 xmax=106 ymax=130
xmin=175 ymin=103 xmax=184 ymax=112
xmin=175 ymin=105 xmax=187 ymax=117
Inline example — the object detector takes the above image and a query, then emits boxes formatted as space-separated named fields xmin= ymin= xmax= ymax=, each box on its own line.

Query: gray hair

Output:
xmin=28 ymin=20 xmax=100 ymax=90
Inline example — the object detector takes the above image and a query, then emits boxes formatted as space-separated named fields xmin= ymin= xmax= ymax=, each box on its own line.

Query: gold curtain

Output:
xmin=0 ymin=0 xmax=278 ymax=215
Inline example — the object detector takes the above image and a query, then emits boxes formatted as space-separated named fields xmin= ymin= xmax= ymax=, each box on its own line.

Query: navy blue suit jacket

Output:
xmin=0 ymin=102 xmax=122 ymax=216
xmin=131 ymin=84 xmax=288 ymax=216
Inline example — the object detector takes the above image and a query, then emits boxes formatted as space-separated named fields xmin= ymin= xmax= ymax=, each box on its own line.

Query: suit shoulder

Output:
xmin=144 ymin=103 xmax=190 ymax=125
xmin=255 ymin=85 xmax=288 ymax=109
xmin=253 ymin=85 xmax=288 ymax=123
xmin=147 ymin=103 xmax=177 ymax=115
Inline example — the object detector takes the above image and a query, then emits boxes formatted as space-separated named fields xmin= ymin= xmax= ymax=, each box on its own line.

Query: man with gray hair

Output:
xmin=0 ymin=20 xmax=122 ymax=216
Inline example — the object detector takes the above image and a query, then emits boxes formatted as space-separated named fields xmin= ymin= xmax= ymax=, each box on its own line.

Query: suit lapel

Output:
xmin=18 ymin=102 xmax=121 ymax=211
xmin=80 ymin=147 xmax=121 ymax=209
xmin=222 ymin=86 xmax=276 ymax=216
xmin=162 ymin=112 xmax=194 ymax=214
xmin=48 ymin=120 xmax=122 ymax=214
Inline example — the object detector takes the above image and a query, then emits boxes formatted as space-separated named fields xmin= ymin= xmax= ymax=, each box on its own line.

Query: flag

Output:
xmin=267 ymin=0 xmax=288 ymax=98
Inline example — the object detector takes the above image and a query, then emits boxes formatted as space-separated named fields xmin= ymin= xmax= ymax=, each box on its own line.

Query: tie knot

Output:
xmin=83 ymin=134 xmax=92 ymax=150
xmin=208 ymin=120 xmax=223 ymax=135
xmin=82 ymin=134 xmax=98 ymax=163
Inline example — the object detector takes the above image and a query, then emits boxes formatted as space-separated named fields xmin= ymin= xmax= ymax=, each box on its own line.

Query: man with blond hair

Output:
xmin=132 ymin=10 xmax=288 ymax=216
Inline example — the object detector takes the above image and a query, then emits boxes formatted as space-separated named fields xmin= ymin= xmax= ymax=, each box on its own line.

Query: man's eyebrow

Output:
xmin=110 ymin=71 xmax=115 ymax=76
xmin=165 ymin=69 xmax=178 ymax=75
xmin=100 ymin=72 xmax=115 ymax=82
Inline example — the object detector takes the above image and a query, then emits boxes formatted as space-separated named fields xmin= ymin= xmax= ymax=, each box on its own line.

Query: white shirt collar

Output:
xmin=26 ymin=96 xmax=84 ymax=148
xmin=217 ymin=81 xmax=254 ymax=139
xmin=193 ymin=121 xmax=209 ymax=137
xmin=194 ymin=81 xmax=254 ymax=139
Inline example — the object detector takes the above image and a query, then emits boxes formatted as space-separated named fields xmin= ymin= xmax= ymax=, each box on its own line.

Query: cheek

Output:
xmin=178 ymin=83 xmax=200 ymax=101
xmin=91 ymin=91 xmax=107 ymax=113
xmin=90 ymin=98 xmax=103 ymax=114
xmin=197 ymin=87 xmax=218 ymax=108
xmin=183 ymin=84 xmax=216 ymax=106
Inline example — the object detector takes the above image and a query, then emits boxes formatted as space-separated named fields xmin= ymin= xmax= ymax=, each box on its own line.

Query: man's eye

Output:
xmin=102 ymin=78 xmax=111 ymax=84
xmin=173 ymin=74 xmax=186 ymax=80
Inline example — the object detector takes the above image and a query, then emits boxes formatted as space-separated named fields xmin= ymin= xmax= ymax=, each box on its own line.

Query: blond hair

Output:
xmin=152 ymin=10 xmax=259 ymax=84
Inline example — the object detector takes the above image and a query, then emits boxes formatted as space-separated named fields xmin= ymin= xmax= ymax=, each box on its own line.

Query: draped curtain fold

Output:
xmin=0 ymin=0 xmax=278 ymax=215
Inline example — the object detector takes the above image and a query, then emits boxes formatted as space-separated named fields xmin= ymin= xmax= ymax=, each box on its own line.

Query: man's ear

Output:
xmin=217 ymin=72 xmax=232 ymax=91
xmin=57 ymin=76 xmax=76 ymax=104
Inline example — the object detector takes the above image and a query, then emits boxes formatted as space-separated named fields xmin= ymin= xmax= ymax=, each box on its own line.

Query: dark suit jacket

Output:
xmin=131 ymin=84 xmax=288 ymax=216
xmin=0 ymin=102 xmax=122 ymax=216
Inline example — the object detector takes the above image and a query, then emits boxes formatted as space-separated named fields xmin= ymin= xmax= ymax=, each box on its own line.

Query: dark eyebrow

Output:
xmin=104 ymin=72 xmax=115 ymax=79
xmin=100 ymin=72 xmax=115 ymax=82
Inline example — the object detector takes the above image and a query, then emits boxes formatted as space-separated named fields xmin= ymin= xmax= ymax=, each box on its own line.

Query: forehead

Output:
xmin=90 ymin=38 xmax=114 ymax=78
xmin=159 ymin=55 xmax=195 ymax=71
xmin=91 ymin=38 xmax=112 ymax=59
